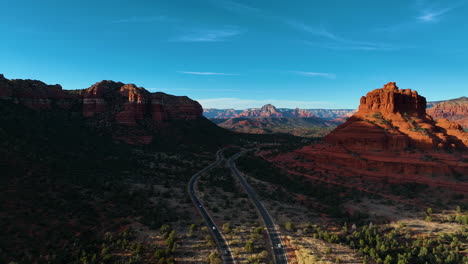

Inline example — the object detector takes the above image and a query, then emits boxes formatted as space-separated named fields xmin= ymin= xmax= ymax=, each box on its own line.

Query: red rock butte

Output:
xmin=269 ymin=82 xmax=468 ymax=192
xmin=325 ymin=82 xmax=467 ymax=151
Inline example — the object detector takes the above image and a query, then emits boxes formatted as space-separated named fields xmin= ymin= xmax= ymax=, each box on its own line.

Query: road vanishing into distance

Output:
xmin=228 ymin=151 xmax=289 ymax=264
xmin=188 ymin=149 xmax=236 ymax=264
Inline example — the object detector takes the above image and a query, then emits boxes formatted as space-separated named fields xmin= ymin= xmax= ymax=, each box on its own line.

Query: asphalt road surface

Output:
xmin=188 ymin=149 xmax=236 ymax=264
xmin=228 ymin=151 xmax=288 ymax=264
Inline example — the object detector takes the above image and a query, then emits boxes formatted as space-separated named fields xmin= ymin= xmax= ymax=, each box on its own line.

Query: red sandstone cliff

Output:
xmin=427 ymin=97 xmax=468 ymax=129
xmin=82 ymin=81 xmax=202 ymax=126
xmin=325 ymin=82 xmax=467 ymax=151
xmin=0 ymin=75 xmax=205 ymax=144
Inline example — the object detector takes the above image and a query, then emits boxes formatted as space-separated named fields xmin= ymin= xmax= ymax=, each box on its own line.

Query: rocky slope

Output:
xmin=270 ymin=82 xmax=468 ymax=191
xmin=0 ymin=74 xmax=220 ymax=145
xmin=427 ymin=96 xmax=468 ymax=129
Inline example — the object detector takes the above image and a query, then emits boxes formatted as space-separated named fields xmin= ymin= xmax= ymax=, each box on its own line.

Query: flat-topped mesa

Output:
xmin=82 ymin=81 xmax=203 ymax=125
xmin=0 ymin=75 xmax=204 ymax=125
xmin=151 ymin=92 xmax=203 ymax=121
xmin=326 ymin=82 xmax=467 ymax=151
xmin=0 ymin=75 xmax=80 ymax=109
xmin=357 ymin=82 xmax=426 ymax=118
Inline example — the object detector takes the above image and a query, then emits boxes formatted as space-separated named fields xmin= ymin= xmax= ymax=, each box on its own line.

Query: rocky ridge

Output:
xmin=0 ymin=74 xmax=204 ymax=144
xmin=203 ymin=106 xmax=355 ymax=119
xmin=427 ymin=96 xmax=468 ymax=129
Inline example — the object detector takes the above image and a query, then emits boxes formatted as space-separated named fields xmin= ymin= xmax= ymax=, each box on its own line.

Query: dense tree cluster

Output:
xmin=307 ymin=224 xmax=467 ymax=264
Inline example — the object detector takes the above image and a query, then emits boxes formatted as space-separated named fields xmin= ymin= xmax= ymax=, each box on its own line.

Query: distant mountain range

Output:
xmin=204 ymin=104 xmax=355 ymax=137
xmin=204 ymin=96 xmax=468 ymax=137
xmin=203 ymin=104 xmax=356 ymax=120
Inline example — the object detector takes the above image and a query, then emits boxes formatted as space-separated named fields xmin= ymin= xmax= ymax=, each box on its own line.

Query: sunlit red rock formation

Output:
xmin=269 ymin=82 xmax=468 ymax=191
xmin=427 ymin=97 xmax=468 ymax=129
xmin=325 ymin=82 xmax=467 ymax=151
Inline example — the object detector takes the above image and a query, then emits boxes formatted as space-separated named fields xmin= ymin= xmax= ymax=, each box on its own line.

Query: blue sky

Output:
xmin=1 ymin=0 xmax=467 ymax=109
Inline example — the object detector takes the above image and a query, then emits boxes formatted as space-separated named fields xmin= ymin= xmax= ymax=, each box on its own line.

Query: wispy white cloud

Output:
xmin=293 ymin=71 xmax=336 ymax=79
xmin=211 ymin=0 xmax=269 ymax=18
xmin=288 ymin=21 xmax=396 ymax=51
xmin=178 ymin=71 xmax=240 ymax=76
xmin=378 ymin=1 xmax=465 ymax=33
xmin=415 ymin=0 xmax=464 ymax=23
xmin=417 ymin=8 xmax=452 ymax=22
xmin=198 ymin=98 xmax=336 ymax=109
xmin=172 ymin=28 xmax=241 ymax=42
xmin=213 ymin=1 xmax=397 ymax=51
xmin=111 ymin=16 xmax=172 ymax=24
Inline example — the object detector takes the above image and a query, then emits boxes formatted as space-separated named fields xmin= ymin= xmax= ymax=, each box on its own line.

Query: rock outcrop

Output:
xmin=427 ymin=97 xmax=468 ymax=129
xmin=325 ymin=82 xmax=467 ymax=151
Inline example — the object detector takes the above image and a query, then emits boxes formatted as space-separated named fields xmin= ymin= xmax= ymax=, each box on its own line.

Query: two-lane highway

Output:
xmin=188 ymin=149 xmax=236 ymax=264
xmin=228 ymin=151 xmax=288 ymax=264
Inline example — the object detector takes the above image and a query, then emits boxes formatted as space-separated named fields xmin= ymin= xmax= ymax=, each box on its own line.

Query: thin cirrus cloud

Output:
xmin=378 ymin=1 xmax=465 ymax=32
xmin=111 ymin=16 xmax=173 ymax=24
xmin=416 ymin=6 xmax=456 ymax=22
xmin=293 ymin=71 xmax=336 ymax=79
xmin=172 ymin=28 xmax=241 ymax=42
xmin=414 ymin=0 xmax=465 ymax=23
xmin=177 ymin=71 xmax=240 ymax=76
xmin=197 ymin=98 xmax=336 ymax=110
xmin=213 ymin=0 xmax=397 ymax=51
xmin=288 ymin=21 xmax=396 ymax=51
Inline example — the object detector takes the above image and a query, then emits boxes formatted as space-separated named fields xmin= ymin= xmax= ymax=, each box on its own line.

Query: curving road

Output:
xmin=228 ymin=151 xmax=288 ymax=264
xmin=188 ymin=149 xmax=236 ymax=264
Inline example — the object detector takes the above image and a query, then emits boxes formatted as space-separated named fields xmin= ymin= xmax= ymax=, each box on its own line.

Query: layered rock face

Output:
xmin=427 ymin=97 xmax=468 ymax=129
xmin=0 ymin=75 xmax=204 ymax=144
xmin=82 ymin=81 xmax=202 ymax=126
xmin=325 ymin=82 xmax=467 ymax=151
xmin=0 ymin=74 xmax=81 ymax=110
